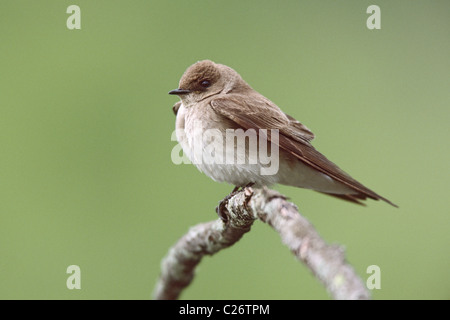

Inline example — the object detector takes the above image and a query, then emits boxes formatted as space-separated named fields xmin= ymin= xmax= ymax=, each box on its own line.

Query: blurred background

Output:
xmin=0 ymin=0 xmax=449 ymax=299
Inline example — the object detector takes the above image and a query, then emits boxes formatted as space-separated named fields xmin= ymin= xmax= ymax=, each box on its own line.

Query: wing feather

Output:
xmin=209 ymin=94 xmax=397 ymax=207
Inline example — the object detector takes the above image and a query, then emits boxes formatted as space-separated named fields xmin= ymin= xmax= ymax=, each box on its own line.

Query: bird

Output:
xmin=169 ymin=60 xmax=397 ymax=210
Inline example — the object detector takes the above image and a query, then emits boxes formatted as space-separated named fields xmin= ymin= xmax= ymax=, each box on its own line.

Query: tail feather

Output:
xmin=319 ymin=192 xmax=367 ymax=206
xmin=319 ymin=191 xmax=398 ymax=207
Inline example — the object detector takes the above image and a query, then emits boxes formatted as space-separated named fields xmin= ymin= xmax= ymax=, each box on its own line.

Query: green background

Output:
xmin=0 ymin=0 xmax=449 ymax=299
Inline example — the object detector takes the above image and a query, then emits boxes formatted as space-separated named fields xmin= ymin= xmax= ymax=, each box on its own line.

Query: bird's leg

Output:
xmin=230 ymin=186 xmax=240 ymax=193
xmin=244 ymin=182 xmax=255 ymax=189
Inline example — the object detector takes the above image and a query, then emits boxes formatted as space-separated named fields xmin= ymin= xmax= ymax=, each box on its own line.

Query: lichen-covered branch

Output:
xmin=153 ymin=187 xmax=370 ymax=300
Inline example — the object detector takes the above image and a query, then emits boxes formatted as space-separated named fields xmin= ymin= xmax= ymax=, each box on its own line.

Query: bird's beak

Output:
xmin=168 ymin=88 xmax=192 ymax=95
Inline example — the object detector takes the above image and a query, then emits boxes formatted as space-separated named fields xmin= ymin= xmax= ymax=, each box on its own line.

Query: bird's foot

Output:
xmin=215 ymin=184 xmax=255 ymax=223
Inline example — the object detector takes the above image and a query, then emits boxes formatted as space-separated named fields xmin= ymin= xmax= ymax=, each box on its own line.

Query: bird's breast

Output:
xmin=176 ymin=104 xmax=279 ymax=186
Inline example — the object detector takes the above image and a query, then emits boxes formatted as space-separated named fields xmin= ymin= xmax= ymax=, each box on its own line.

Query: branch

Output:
xmin=153 ymin=187 xmax=370 ymax=300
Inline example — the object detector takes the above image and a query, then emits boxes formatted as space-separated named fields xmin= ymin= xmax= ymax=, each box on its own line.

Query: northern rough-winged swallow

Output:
xmin=169 ymin=60 xmax=397 ymax=208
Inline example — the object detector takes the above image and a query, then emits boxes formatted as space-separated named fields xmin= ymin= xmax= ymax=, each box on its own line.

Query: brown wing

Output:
xmin=209 ymin=94 xmax=397 ymax=207
xmin=284 ymin=113 xmax=315 ymax=142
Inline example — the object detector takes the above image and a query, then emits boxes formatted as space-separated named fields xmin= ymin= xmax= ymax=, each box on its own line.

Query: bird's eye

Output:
xmin=200 ymin=80 xmax=211 ymax=88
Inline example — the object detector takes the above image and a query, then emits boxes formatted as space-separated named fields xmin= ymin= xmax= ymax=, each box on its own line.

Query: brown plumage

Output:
xmin=170 ymin=60 xmax=397 ymax=207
